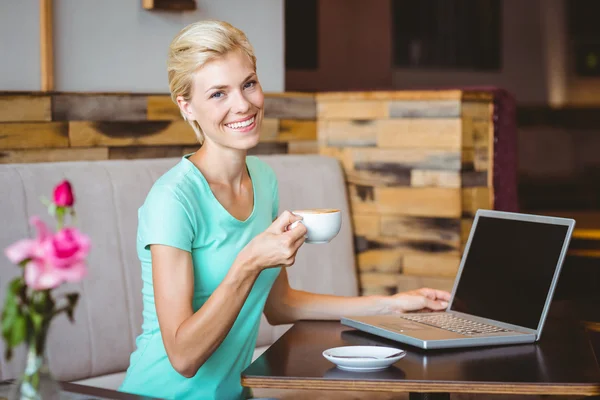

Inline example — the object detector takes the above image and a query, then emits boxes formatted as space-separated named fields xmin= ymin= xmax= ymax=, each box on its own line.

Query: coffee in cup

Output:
xmin=291 ymin=209 xmax=342 ymax=244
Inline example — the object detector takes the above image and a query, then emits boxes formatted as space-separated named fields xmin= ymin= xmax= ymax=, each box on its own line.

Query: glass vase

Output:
xmin=9 ymin=329 xmax=60 ymax=400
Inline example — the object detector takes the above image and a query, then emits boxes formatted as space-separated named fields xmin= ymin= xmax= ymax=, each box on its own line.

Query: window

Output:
xmin=391 ymin=0 xmax=502 ymax=70
xmin=285 ymin=0 xmax=319 ymax=70
xmin=567 ymin=0 xmax=600 ymax=77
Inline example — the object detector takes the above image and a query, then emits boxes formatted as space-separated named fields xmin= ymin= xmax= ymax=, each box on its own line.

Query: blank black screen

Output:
xmin=450 ymin=216 xmax=569 ymax=330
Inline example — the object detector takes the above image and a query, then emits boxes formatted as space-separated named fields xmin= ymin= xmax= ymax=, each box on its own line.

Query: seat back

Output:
xmin=0 ymin=154 xmax=357 ymax=381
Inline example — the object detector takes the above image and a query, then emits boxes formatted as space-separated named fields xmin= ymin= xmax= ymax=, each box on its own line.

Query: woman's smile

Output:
xmin=224 ymin=114 xmax=257 ymax=133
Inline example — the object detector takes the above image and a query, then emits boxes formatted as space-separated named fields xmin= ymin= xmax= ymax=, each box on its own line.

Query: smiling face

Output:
xmin=177 ymin=50 xmax=264 ymax=151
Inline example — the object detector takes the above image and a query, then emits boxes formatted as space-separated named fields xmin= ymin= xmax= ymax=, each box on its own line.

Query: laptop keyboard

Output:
xmin=399 ymin=313 xmax=512 ymax=336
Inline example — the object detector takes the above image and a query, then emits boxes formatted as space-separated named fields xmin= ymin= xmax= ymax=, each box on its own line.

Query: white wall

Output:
xmin=392 ymin=0 xmax=549 ymax=104
xmin=0 ymin=0 xmax=41 ymax=91
xmin=0 ymin=0 xmax=284 ymax=92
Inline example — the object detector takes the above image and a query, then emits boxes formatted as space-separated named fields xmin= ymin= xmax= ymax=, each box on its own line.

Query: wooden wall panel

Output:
xmin=0 ymin=96 xmax=51 ymax=122
xmin=1 ymin=90 xmax=497 ymax=298
xmin=69 ymin=121 xmax=197 ymax=147
xmin=0 ymin=122 xmax=68 ymax=149
xmin=52 ymin=95 xmax=147 ymax=121
xmin=0 ymin=148 xmax=107 ymax=164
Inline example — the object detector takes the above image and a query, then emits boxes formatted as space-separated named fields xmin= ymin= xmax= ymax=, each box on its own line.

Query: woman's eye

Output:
xmin=210 ymin=91 xmax=224 ymax=99
xmin=244 ymin=81 xmax=256 ymax=89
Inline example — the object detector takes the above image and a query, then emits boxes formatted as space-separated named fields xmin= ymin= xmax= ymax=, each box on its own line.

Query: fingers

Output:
xmin=269 ymin=210 xmax=302 ymax=234
xmin=418 ymin=287 xmax=452 ymax=302
xmin=286 ymin=220 xmax=308 ymax=241
xmin=424 ymin=298 xmax=449 ymax=311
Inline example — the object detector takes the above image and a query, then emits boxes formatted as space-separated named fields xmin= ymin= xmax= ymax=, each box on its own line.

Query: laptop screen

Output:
xmin=450 ymin=215 xmax=569 ymax=330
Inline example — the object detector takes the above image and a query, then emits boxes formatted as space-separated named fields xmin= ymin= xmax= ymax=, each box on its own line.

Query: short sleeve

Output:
xmin=271 ymin=173 xmax=279 ymax=221
xmin=138 ymin=185 xmax=194 ymax=252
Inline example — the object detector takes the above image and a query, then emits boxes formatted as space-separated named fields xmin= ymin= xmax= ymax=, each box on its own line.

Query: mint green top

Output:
xmin=119 ymin=155 xmax=280 ymax=400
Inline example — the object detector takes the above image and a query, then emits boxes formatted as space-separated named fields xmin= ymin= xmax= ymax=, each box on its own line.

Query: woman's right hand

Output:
xmin=240 ymin=210 xmax=308 ymax=272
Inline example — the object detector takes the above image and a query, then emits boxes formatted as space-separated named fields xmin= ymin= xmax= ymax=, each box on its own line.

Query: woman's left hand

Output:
xmin=379 ymin=288 xmax=451 ymax=314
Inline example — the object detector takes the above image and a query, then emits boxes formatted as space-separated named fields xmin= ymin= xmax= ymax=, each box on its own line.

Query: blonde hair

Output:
xmin=167 ymin=20 xmax=257 ymax=143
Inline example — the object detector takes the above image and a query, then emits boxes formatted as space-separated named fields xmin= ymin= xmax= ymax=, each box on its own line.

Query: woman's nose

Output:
xmin=231 ymin=91 xmax=251 ymax=114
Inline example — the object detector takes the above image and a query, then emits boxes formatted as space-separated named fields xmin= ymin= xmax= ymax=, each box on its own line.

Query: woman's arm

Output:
xmin=153 ymin=211 xmax=307 ymax=378
xmin=152 ymin=244 xmax=258 ymax=378
xmin=264 ymin=268 xmax=450 ymax=325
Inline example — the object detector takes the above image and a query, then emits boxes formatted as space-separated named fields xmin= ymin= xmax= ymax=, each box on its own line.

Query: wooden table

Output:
xmin=0 ymin=380 xmax=156 ymax=399
xmin=242 ymin=316 xmax=600 ymax=399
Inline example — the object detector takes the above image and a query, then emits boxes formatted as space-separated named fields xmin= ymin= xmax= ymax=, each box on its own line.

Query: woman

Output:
xmin=119 ymin=20 xmax=451 ymax=400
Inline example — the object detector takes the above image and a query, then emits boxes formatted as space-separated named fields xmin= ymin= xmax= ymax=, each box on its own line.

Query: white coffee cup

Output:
xmin=290 ymin=209 xmax=342 ymax=244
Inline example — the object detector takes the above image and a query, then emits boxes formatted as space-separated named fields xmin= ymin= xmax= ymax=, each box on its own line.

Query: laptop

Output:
xmin=341 ymin=209 xmax=576 ymax=349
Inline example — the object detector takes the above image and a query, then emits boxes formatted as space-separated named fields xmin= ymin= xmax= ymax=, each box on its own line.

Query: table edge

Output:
xmin=242 ymin=377 xmax=600 ymax=395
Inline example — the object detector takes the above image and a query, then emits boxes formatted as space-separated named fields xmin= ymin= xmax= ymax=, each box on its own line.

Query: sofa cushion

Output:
xmin=71 ymin=345 xmax=272 ymax=391
xmin=0 ymin=155 xmax=357 ymax=382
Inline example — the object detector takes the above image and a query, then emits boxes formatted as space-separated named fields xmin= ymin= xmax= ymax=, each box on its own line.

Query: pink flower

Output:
xmin=4 ymin=217 xmax=90 ymax=290
xmin=4 ymin=217 xmax=49 ymax=264
xmin=42 ymin=228 xmax=90 ymax=283
xmin=24 ymin=259 xmax=62 ymax=291
xmin=53 ymin=180 xmax=75 ymax=207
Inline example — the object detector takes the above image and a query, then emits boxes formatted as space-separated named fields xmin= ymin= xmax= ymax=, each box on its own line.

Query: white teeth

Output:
xmin=226 ymin=116 xmax=255 ymax=129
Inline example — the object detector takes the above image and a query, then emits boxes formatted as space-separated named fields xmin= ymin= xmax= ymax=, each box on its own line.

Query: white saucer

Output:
xmin=322 ymin=345 xmax=406 ymax=372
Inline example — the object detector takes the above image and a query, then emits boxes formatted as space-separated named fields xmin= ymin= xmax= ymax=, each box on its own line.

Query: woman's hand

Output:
xmin=240 ymin=210 xmax=308 ymax=273
xmin=378 ymin=288 xmax=451 ymax=314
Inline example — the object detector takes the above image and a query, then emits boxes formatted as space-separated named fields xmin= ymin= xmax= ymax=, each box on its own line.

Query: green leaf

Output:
xmin=1 ymin=294 xmax=18 ymax=336
xmin=1 ymin=279 xmax=22 ymax=337
xmin=6 ymin=312 xmax=26 ymax=348
xmin=66 ymin=293 xmax=79 ymax=322
xmin=9 ymin=277 xmax=24 ymax=295
xmin=30 ymin=311 xmax=43 ymax=332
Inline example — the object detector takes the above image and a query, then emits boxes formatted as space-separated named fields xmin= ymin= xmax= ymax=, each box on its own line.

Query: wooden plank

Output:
xmin=461 ymin=171 xmax=488 ymax=187
xmin=357 ymin=250 xmax=403 ymax=273
xmin=461 ymin=101 xmax=493 ymax=120
xmin=350 ymin=148 xmax=461 ymax=171
xmin=465 ymin=118 xmax=491 ymax=149
xmin=0 ymin=95 xmax=51 ymax=122
xmin=259 ymin=118 xmax=280 ymax=142
xmin=411 ymin=170 xmax=461 ymax=188
xmin=0 ymin=122 xmax=68 ymax=149
xmin=287 ymin=141 xmax=318 ymax=154
xmin=318 ymin=147 xmax=353 ymax=171
xmin=248 ymin=142 xmax=288 ymax=155
xmin=355 ymin=234 xmax=460 ymax=257
xmin=377 ymin=119 xmax=462 ymax=149
xmin=462 ymin=147 xmax=474 ymax=170
xmin=69 ymin=120 xmax=197 ymax=147
xmin=397 ymin=275 xmax=455 ymax=293
xmin=318 ymin=120 xmax=377 ymax=147
xmin=53 ymin=95 xmax=147 ymax=121
xmin=318 ymin=101 xmax=388 ymax=120
xmin=142 ymin=0 xmax=196 ymax=10
xmin=403 ymin=254 xmax=461 ymax=277
xmin=389 ymin=100 xmax=461 ymax=118
xmin=346 ymin=164 xmax=411 ymax=187
xmin=0 ymin=148 xmax=107 ymax=164
xmin=461 ymin=218 xmax=474 ymax=249
xmin=348 ymin=185 xmax=462 ymax=218
xmin=352 ymin=214 xmax=381 ymax=237
xmin=380 ymin=216 xmax=461 ymax=243
xmin=147 ymin=95 xmax=179 ymax=120
xmin=462 ymin=187 xmax=492 ymax=217
xmin=40 ymin=0 xmax=54 ymax=91
xmin=359 ymin=272 xmax=399 ymax=291
xmin=264 ymin=96 xmax=316 ymax=119
xmin=360 ymin=286 xmax=396 ymax=296
xmin=108 ymin=145 xmax=184 ymax=160
xmin=316 ymin=90 xmax=466 ymax=101
xmin=345 ymin=147 xmax=460 ymax=186
xmin=278 ymin=120 xmax=316 ymax=141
